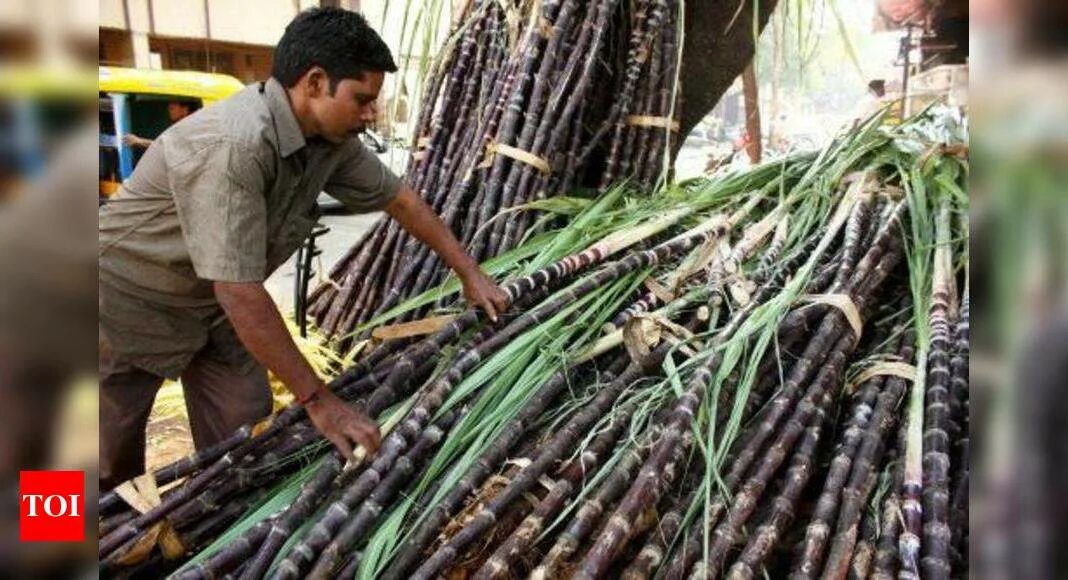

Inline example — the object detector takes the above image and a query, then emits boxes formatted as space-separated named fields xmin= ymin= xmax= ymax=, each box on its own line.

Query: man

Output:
xmin=98 ymin=8 xmax=509 ymax=491
xmin=122 ymin=100 xmax=198 ymax=149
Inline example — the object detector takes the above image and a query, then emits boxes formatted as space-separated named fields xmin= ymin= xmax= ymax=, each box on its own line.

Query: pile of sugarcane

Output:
xmin=97 ymin=110 xmax=970 ymax=580
xmin=307 ymin=0 xmax=684 ymax=349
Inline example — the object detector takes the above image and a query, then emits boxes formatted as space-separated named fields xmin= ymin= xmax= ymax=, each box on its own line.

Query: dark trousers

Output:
xmin=99 ymin=343 xmax=271 ymax=492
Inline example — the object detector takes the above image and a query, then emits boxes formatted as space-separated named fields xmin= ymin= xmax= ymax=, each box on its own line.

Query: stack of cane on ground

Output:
xmin=307 ymin=0 xmax=686 ymax=351
xmin=97 ymin=109 xmax=970 ymax=580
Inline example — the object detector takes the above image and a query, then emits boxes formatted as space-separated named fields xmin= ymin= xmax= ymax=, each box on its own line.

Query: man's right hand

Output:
xmin=122 ymin=133 xmax=152 ymax=148
xmin=304 ymin=387 xmax=381 ymax=461
xmin=214 ymin=281 xmax=383 ymax=462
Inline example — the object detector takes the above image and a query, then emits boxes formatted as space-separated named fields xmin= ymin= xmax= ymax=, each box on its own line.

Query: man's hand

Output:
xmin=304 ymin=388 xmax=381 ymax=461
xmin=459 ymin=267 xmax=509 ymax=322
xmin=384 ymin=187 xmax=512 ymax=321
xmin=215 ymin=280 xmax=382 ymax=462
xmin=122 ymin=133 xmax=152 ymax=148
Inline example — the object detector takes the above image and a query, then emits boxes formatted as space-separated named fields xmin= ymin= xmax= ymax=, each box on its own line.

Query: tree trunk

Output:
xmin=676 ymin=0 xmax=779 ymax=151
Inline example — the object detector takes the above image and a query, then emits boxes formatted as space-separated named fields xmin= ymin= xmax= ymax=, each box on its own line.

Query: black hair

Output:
xmin=271 ymin=7 xmax=398 ymax=92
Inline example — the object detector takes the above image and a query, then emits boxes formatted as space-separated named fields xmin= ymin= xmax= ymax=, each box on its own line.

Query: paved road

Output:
xmin=264 ymin=210 xmax=382 ymax=314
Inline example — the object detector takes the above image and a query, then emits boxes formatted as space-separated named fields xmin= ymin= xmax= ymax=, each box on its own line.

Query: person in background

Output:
xmin=121 ymin=99 xmax=198 ymax=149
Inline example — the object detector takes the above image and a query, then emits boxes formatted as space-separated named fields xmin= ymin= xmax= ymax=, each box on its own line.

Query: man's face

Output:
xmin=310 ymin=71 xmax=384 ymax=144
xmin=168 ymin=102 xmax=192 ymax=123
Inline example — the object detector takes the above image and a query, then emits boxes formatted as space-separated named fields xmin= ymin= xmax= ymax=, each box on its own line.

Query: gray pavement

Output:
xmin=264 ymin=211 xmax=382 ymax=313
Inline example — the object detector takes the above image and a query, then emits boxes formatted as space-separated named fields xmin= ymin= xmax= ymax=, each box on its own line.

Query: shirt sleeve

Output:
xmin=166 ymin=138 xmax=269 ymax=282
xmin=323 ymin=138 xmax=403 ymax=213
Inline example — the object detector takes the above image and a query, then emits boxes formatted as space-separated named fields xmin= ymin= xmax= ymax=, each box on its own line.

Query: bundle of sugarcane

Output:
xmin=97 ymin=110 xmax=968 ymax=580
xmin=306 ymin=0 xmax=686 ymax=351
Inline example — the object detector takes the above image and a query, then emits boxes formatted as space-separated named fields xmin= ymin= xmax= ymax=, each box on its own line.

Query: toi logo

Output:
xmin=19 ymin=471 xmax=85 ymax=542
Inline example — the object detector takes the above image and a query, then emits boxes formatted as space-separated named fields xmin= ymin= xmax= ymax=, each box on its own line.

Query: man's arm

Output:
xmin=214 ymin=281 xmax=380 ymax=459
xmin=122 ymin=134 xmax=153 ymax=148
xmin=384 ymin=185 xmax=509 ymax=320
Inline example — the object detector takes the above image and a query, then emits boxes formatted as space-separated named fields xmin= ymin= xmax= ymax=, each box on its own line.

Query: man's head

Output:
xmin=167 ymin=100 xmax=196 ymax=123
xmin=273 ymin=7 xmax=398 ymax=144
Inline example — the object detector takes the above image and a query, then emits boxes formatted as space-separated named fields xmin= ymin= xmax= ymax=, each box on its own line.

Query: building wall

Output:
xmin=151 ymin=0 xmax=209 ymax=40
xmin=96 ymin=0 xmax=456 ymax=129
xmin=148 ymin=36 xmax=272 ymax=82
xmin=99 ymin=0 xmax=127 ymax=30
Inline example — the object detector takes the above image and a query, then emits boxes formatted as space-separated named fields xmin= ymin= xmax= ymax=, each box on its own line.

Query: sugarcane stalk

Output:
xmin=659 ymin=233 xmax=906 ymax=580
xmin=791 ymin=372 xmax=891 ymax=579
xmin=818 ymin=332 xmax=917 ymax=580
xmin=382 ymin=352 xmax=630 ymax=578
xmin=692 ymin=344 xmax=850 ymax=578
xmin=947 ymin=293 xmax=969 ymax=575
xmin=791 ymin=332 xmax=907 ymax=579
xmin=870 ymin=418 xmax=909 ymax=580
xmin=237 ymin=453 xmax=345 ymax=579
xmin=723 ymin=381 xmax=832 ymax=580
xmin=410 ymin=339 xmax=678 ymax=579
xmin=919 ymin=202 xmax=955 ymax=580
xmin=847 ymin=498 xmax=880 ymax=580
xmin=530 ymin=434 xmax=664 ymax=580
xmin=291 ymin=406 xmax=467 ymax=580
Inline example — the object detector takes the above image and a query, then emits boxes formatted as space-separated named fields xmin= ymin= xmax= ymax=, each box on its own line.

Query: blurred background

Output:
xmin=0 ymin=0 xmax=1063 ymax=575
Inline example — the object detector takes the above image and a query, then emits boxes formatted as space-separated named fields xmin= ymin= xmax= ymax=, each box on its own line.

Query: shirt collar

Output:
xmin=264 ymin=77 xmax=307 ymax=158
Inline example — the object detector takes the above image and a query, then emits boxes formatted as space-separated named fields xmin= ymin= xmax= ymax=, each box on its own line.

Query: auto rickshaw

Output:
xmin=98 ymin=66 xmax=244 ymax=198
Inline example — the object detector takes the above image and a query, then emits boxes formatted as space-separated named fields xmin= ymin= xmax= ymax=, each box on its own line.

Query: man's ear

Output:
xmin=303 ymin=66 xmax=329 ymax=98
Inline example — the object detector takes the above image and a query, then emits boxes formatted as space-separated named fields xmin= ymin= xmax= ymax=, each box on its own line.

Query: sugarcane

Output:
xmin=778 ymin=201 xmax=906 ymax=356
xmin=791 ymin=329 xmax=906 ymax=578
xmin=100 ymin=419 xmax=299 ymax=559
xmin=638 ymin=8 xmax=679 ymax=188
xmin=529 ymin=429 xmax=677 ymax=580
xmin=656 ymin=220 xmax=907 ymax=580
xmin=99 ymin=342 xmax=394 ymax=517
xmin=470 ymin=0 xmax=575 ymax=259
xmin=816 ymin=332 xmax=918 ymax=580
xmin=618 ymin=464 xmax=703 ymax=579
xmin=106 ymin=489 xmax=262 ymax=580
xmin=107 ymin=109 xmax=966 ymax=579
xmin=688 ymin=344 xmax=850 ymax=579
xmin=790 ymin=373 xmax=891 ymax=578
xmin=722 ymin=376 xmax=833 ymax=580
xmin=481 ymin=368 xmax=700 ymax=580
xmin=531 ymin=445 xmax=650 ymax=579
xmin=237 ymin=452 xmax=348 ymax=580
xmin=292 ymin=406 xmax=468 ymax=579
xmin=847 ymin=486 xmax=882 ymax=579
xmin=870 ymin=420 xmax=908 ymax=580
xmin=947 ymin=293 xmax=969 ymax=574
xmin=177 ymin=519 xmax=274 ymax=580
xmin=482 ymin=422 xmax=685 ymax=580
xmin=365 ymin=41 xmax=529 ymax=323
xmin=919 ymin=200 xmax=955 ymax=580
xmin=574 ymin=257 xmax=835 ymax=576
xmin=621 ymin=17 xmax=663 ymax=186
xmin=833 ymin=192 xmax=874 ymax=288
xmin=103 ymin=335 xmax=426 ymax=563
xmin=485 ymin=0 xmax=620 ymax=261
xmin=596 ymin=0 xmax=670 ymax=186
xmin=380 ymin=352 xmax=630 ymax=577
xmin=408 ymin=337 xmax=680 ymax=580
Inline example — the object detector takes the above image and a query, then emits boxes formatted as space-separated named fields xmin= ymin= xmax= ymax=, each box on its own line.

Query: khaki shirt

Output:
xmin=99 ymin=78 xmax=402 ymax=378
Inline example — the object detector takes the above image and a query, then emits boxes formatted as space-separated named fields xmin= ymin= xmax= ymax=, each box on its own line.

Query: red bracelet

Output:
xmin=297 ymin=385 xmax=327 ymax=406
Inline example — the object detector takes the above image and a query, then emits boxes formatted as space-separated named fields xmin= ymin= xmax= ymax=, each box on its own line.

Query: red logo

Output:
xmin=19 ymin=471 xmax=85 ymax=542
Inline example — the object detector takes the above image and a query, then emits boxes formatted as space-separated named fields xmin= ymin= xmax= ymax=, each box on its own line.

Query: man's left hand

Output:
xmin=460 ymin=268 xmax=509 ymax=322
